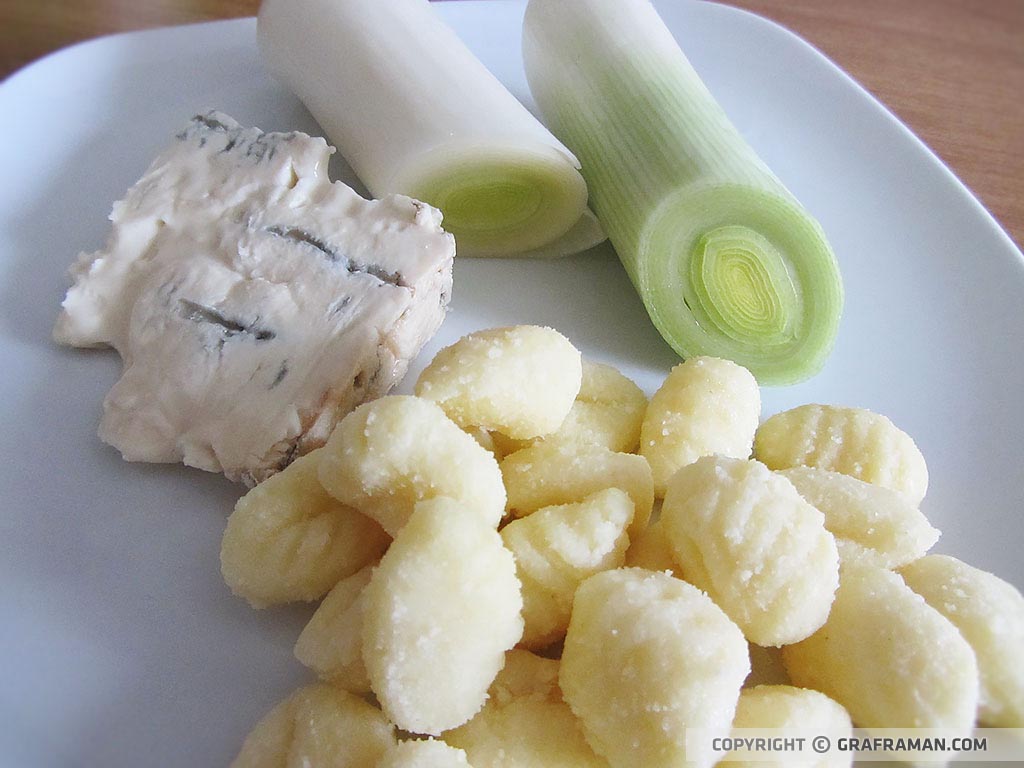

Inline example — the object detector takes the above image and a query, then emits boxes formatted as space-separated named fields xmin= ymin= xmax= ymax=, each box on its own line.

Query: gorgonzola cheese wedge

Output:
xmin=54 ymin=112 xmax=454 ymax=485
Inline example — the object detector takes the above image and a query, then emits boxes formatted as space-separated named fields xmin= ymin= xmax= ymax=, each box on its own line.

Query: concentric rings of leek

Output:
xmin=400 ymin=146 xmax=590 ymax=257
xmin=638 ymin=185 xmax=843 ymax=385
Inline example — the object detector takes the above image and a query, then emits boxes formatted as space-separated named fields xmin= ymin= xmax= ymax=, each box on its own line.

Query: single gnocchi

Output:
xmin=779 ymin=466 xmax=939 ymax=568
xmin=230 ymin=683 xmax=396 ymax=768
xmin=375 ymin=740 xmax=472 ymax=768
xmin=361 ymin=497 xmax=523 ymax=735
xmin=728 ymin=685 xmax=852 ymax=768
xmin=560 ymin=568 xmax=749 ymax=768
xmin=294 ymin=565 xmax=373 ymax=693
xmin=414 ymin=325 xmax=582 ymax=440
xmin=221 ymin=449 xmax=390 ymax=608
xmin=318 ymin=396 xmax=506 ymax=536
xmin=661 ymin=456 xmax=839 ymax=646
xmin=754 ymin=404 xmax=929 ymax=505
xmin=500 ymin=487 xmax=634 ymax=648
xmin=501 ymin=442 xmax=653 ymax=540
xmin=639 ymin=356 xmax=760 ymax=496
xmin=900 ymin=554 xmax=1024 ymax=727
xmin=782 ymin=562 xmax=979 ymax=735
xmin=494 ymin=359 xmax=648 ymax=454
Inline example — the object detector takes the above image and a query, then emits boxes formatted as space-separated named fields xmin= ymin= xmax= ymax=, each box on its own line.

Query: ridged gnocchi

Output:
xmin=661 ymin=456 xmax=839 ymax=646
xmin=728 ymin=685 xmax=852 ymax=768
xmin=500 ymin=442 xmax=653 ymax=539
xmin=361 ymin=497 xmax=523 ymax=736
xmin=755 ymin=404 xmax=929 ymax=505
xmin=230 ymin=683 xmax=395 ymax=768
xmin=779 ymin=466 xmax=939 ymax=568
xmin=900 ymin=554 xmax=1024 ymax=727
xmin=560 ymin=568 xmax=749 ymax=768
xmin=414 ymin=325 xmax=582 ymax=440
xmin=293 ymin=565 xmax=373 ymax=693
xmin=782 ymin=562 xmax=979 ymax=735
xmin=500 ymin=487 xmax=634 ymax=648
xmin=221 ymin=449 xmax=390 ymax=608
xmin=375 ymin=740 xmax=472 ymax=768
xmin=318 ymin=396 xmax=506 ymax=536
xmin=639 ymin=356 xmax=760 ymax=496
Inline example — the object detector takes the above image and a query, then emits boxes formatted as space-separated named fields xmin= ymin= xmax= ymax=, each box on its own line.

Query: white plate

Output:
xmin=1 ymin=2 xmax=1022 ymax=765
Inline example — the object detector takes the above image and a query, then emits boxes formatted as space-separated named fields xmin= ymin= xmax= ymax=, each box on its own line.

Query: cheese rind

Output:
xmin=54 ymin=112 xmax=454 ymax=484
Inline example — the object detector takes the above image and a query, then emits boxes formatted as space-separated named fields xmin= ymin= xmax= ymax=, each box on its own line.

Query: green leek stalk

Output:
xmin=523 ymin=0 xmax=844 ymax=384
xmin=258 ymin=0 xmax=604 ymax=257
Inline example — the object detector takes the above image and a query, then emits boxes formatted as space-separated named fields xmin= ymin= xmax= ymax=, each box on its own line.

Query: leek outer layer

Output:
xmin=258 ymin=0 xmax=603 ymax=257
xmin=523 ymin=0 xmax=844 ymax=384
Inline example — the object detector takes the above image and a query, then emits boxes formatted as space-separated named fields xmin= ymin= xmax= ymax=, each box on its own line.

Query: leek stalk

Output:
xmin=258 ymin=0 xmax=603 ymax=257
xmin=523 ymin=0 xmax=844 ymax=384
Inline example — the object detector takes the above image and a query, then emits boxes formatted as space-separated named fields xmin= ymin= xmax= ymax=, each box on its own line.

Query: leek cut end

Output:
xmin=639 ymin=185 xmax=843 ymax=386
xmin=402 ymin=146 xmax=590 ymax=257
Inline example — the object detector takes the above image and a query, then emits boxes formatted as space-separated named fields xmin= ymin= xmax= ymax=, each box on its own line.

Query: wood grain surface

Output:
xmin=2 ymin=0 xmax=1021 ymax=247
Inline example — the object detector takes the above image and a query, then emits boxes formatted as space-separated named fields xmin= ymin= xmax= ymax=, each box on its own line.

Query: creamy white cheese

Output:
xmin=55 ymin=112 xmax=454 ymax=485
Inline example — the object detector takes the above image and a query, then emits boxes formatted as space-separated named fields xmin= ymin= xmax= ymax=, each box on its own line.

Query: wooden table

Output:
xmin=2 ymin=0 xmax=1021 ymax=248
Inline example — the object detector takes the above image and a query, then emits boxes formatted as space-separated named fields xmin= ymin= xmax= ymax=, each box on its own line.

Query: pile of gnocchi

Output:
xmin=220 ymin=325 xmax=1024 ymax=768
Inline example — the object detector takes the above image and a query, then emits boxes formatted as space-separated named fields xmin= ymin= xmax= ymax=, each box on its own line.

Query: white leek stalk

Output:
xmin=258 ymin=0 xmax=603 ymax=257
xmin=523 ymin=0 xmax=844 ymax=384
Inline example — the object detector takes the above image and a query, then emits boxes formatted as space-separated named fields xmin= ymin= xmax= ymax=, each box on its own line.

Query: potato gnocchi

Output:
xmin=639 ymin=356 xmax=760 ymax=496
xmin=230 ymin=683 xmax=395 ymax=768
xmin=500 ymin=487 xmax=634 ymax=648
xmin=500 ymin=442 xmax=653 ymax=540
xmin=361 ymin=497 xmax=523 ymax=736
xmin=493 ymin=360 xmax=648 ymax=455
xmin=220 ymin=323 xmax=1019 ymax=768
xmin=900 ymin=554 xmax=1024 ymax=727
xmin=294 ymin=565 xmax=373 ymax=693
xmin=414 ymin=325 xmax=582 ymax=440
xmin=560 ymin=568 xmax=749 ymax=768
xmin=623 ymin=514 xmax=678 ymax=576
xmin=782 ymin=562 xmax=979 ymax=735
xmin=755 ymin=404 xmax=929 ymax=505
xmin=661 ymin=456 xmax=839 ymax=646
xmin=728 ymin=685 xmax=852 ymax=768
xmin=221 ymin=449 xmax=390 ymax=608
xmin=779 ymin=466 xmax=939 ymax=568
xmin=318 ymin=396 xmax=506 ymax=536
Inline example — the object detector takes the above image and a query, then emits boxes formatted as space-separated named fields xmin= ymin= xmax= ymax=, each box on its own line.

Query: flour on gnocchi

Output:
xmin=782 ymin=562 xmax=979 ymax=736
xmin=661 ymin=456 xmax=839 ymax=646
xmin=500 ymin=487 xmax=633 ymax=648
xmin=639 ymin=356 xmax=760 ymax=496
xmin=779 ymin=466 xmax=939 ymax=568
xmin=361 ymin=497 xmax=523 ymax=736
xmin=728 ymin=685 xmax=852 ymax=768
xmin=755 ymin=404 xmax=929 ymax=505
xmin=900 ymin=554 xmax=1024 ymax=727
xmin=318 ymin=396 xmax=506 ymax=536
xmin=221 ymin=449 xmax=390 ymax=608
xmin=560 ymin=568 xmax=749 ymax=768
xmin=230 ymin=683 xmax=396 ymax=768
xmin=501 ymin=442 xmax=653 ymax=540
xmin=414 ymin=325 xmax=582 ymax=440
